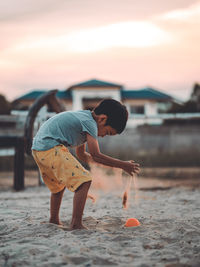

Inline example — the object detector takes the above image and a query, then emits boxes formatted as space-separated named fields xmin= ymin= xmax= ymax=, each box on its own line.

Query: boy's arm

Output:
xmin=86 ymin=134 xmax=140 ymax=176
xmin=76 ymin=143 xmax=94 ymax=163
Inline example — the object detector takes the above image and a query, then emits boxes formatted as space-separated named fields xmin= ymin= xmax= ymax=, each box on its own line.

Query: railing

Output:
xmin=127 ymin=113 xmax=200 ymax=127
xmin=1 ymin=111 xmax=200 ymax=131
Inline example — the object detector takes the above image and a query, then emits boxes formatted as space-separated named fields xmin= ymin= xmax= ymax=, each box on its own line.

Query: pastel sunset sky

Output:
xmin=0 ymin=0 xmax=199 ymax=101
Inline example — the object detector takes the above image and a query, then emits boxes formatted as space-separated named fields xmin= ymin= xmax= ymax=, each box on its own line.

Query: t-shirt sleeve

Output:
xmin=81 ymin=119 xmax=98 ymax=139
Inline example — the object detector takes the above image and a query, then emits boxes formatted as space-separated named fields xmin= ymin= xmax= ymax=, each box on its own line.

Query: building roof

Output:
xmin=16 ymin=90 xmax=71 ymax=101
xmin=68 ymin=79 xmax=123 ymax=89
xmin=15 ymin=85 xmax=173 ymax=102
xmin=121 ymin=87 xmax=172 ymax=100
xmin=57 ymin=90 xmax=72 ymax=99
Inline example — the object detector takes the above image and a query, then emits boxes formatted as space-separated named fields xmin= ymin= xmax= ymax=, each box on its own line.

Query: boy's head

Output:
xmin=93 ymin=99 xmax=128 ymax=137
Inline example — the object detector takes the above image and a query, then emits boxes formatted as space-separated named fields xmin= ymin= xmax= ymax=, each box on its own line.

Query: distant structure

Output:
xmin=13 ymin=79 xmax=175 ymax=118
xmin=191 ymin=83 xmax=200 ymax=112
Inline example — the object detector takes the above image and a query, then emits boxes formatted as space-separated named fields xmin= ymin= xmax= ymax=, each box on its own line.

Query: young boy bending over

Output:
xmin=32 ymin=99 xmax=140 ymax=230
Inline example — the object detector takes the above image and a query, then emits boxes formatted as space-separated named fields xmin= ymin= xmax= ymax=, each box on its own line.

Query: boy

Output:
xmin=32 ymin=99 xmax=140 ymax=230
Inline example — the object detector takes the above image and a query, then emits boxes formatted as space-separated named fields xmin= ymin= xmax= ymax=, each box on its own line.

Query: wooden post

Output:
xmin=0 ymin=90 xmax=65 ymax=191
xmin=24 ymin=89 xmax=65 ymax=156
xmin=14 ymin=137 xmax=25 ymax=191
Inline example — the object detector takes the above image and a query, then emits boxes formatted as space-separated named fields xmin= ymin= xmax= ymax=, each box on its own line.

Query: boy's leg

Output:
xmin=70 ymin=181 xmax=91 ymax=230
xmin=50 ymin=187 xmax=65 ymax=225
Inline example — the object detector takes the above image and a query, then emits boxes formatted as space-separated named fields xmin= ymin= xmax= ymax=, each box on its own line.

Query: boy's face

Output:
xmin=98 ymin=125 xmax=117 ymax=137
xmin=96 ymin=114 xmax=117 ymax=137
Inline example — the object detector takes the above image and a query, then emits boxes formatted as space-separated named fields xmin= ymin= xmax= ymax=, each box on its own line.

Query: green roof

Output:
xmin=16 ymin=90 xmax=71 ymax=101
xmin=121 ymin=88 xmax=172 ymax=100
xmin=15 ymin=85 xmax=173 ymax=102
xmin=68 ymin=79 xmax=123 ymax=89
xmin=56 ymin=90 xmax=71 ymax=99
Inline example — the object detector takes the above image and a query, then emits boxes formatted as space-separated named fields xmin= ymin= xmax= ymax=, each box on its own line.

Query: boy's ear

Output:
xmin=98 ymin=114 xmax=107 ymax=125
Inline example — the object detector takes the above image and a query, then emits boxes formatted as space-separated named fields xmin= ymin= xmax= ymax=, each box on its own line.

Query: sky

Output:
xmin=0 ymin=0 xmax=199 ymax=101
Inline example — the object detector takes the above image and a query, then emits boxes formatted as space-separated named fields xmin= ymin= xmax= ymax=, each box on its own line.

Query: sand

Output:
xmin=0 ymin=174 xmax=200 ymax=266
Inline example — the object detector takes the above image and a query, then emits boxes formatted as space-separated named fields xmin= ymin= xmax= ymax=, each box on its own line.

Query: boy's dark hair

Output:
xmin=93 ymin=99 xmax=128 ymax=134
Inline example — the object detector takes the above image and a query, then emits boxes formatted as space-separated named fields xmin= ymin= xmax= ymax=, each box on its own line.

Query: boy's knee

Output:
xmin=52 ymin=187 xmax=65 ymax=196
xmin=82 ymin=181 xmax=92 ymax=189
xmin=76 ymin=181 xmax=91 ymax=192
xmin=85 ymin=181 xmax=92 ymax=188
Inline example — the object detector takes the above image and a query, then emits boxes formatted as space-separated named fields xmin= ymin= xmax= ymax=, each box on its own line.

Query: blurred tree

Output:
xmin=0 ymin=94 xmax=11 ymax=114
xmin=191 ymin=83 xmax=200 ymax=112
xmin=11 ymin=100 xmax=29 ymax=110
xmin=167 ymin=83 xmax=200 ymax=113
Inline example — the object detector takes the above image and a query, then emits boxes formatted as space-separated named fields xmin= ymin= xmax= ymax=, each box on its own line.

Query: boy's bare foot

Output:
xmin=49 ymin=219 xmax=63 ymax=226
xmin=69 ymin=223 xmax=88 ymax=230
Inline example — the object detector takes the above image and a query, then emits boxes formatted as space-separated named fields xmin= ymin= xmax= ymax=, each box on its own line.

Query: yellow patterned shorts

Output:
xmin=32 ymin=145 xmax=92 ymax=193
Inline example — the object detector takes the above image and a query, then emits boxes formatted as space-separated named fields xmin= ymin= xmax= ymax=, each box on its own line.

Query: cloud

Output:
xmin=152 ymin=1 xmax=200 ymax=47
xmin=1 ymin=0 xmax=197 ymax=23
xmin=5 ymin=21 xmax=171 ymax=55
xmin=0 ymin=0 xmax=66 ymax=21
xmin=67 ymin=22 xmax=172 ymax=52
xmin=0 ymin=1 xmax=198 ymax=52
xmin=0 ymin=0 xmax=199 ymax=101
xmin=156 ymin=1 xmax=200 ymax=21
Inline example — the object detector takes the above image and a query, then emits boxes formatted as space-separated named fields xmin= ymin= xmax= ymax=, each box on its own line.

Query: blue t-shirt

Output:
xmin=32 ymin=110 xmax=98 ymax=151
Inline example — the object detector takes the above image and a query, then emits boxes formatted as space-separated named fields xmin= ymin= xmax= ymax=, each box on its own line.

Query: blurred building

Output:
xmin=13 ymin=79 xmax=175 ymax=118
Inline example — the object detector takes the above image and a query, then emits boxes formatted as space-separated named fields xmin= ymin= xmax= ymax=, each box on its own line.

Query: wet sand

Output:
xmin=0 ymin=171 xmax=200 ymax=266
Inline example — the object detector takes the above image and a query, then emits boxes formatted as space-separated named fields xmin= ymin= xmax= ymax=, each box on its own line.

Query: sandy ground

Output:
xmin=0 ymin=170 xmax=200 ymax=266
xmin=1 ymin=167 xmax=200 ymax=190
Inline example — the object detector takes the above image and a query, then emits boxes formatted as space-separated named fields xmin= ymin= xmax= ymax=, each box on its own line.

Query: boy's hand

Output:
xmin=122 ymin=160 xmax=140 ymax=176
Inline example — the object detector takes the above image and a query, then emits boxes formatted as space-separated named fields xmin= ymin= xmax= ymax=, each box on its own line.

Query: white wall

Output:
xmin=72 ymin=89 xmax=121 ymax=110
xmin=144 ymin=102 xmax=157 ymax=116
xmin=124 ymin=101 xmax=157 ymax=116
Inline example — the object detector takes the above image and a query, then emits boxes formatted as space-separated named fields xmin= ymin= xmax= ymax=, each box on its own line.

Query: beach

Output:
xmin=0 ymin=171 xmax=200 ymax=266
